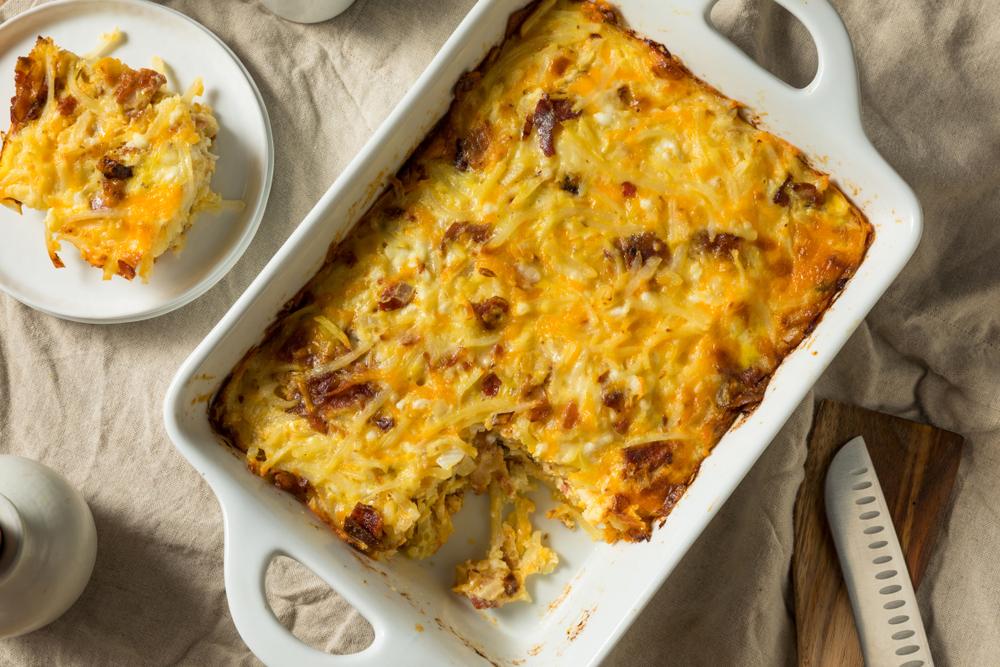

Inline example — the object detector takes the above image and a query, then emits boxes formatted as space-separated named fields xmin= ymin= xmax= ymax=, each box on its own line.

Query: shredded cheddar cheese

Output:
xmin=0 ymin=36 xmax=220 ymax=281
xmin=211 ymin=0 xmax=871 ymax=608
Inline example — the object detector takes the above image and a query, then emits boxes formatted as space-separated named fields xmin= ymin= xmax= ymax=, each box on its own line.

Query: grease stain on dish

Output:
xmin=566 ymin=605 xmax=596 ymax=641
xmin=434 ymin=617 xmax=499 ymax=667
xmin=547 ymin=584 xmax=572 ymax=613
xmin=190 ymin=391 xmax=214 ymax=405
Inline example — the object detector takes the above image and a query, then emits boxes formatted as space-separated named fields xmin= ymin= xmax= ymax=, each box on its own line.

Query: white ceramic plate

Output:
xmin=165 ymin=0 xmax=921 ymax=665
xmin=0 ymin=0 xmax=273 ymax=323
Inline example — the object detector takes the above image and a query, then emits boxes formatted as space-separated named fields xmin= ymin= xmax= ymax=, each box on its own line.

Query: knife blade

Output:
xmin=824 ymin=436 xmax=934 ymax=667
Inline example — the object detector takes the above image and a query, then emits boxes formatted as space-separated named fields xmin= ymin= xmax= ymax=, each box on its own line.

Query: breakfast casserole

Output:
xmin=211 ymin=0 xmax=872 ymax=608
xmin=0 ymin=35 xmax=220 ymax=281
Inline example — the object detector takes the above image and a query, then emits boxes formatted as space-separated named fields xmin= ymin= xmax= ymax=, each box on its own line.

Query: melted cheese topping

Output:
xmin=212 ymin=0 xmax=871 ymax=603
xmin=0 ymin=37 xmax=220 ymax=281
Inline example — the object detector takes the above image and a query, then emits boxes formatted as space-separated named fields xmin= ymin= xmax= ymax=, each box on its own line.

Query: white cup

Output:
xmin=260 ymin=0 xmax=357 ymax=23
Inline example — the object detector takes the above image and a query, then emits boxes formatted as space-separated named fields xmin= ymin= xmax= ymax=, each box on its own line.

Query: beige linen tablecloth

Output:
xmin=1 ymin=0 xmax=998 ymax=664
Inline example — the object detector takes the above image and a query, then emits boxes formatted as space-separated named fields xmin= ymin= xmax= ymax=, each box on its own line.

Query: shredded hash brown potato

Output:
xmin=0 ymin=36 xmax=220 ymax=281
xmin=211 ymin=0 xmax=871 ymax=608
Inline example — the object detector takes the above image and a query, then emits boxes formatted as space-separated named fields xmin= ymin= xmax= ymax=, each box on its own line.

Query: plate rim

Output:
xmin=0 ymin=0 xmax=274 ymax=324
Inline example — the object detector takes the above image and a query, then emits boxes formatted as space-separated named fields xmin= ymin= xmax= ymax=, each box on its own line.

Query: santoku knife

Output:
xmin=825 ymin=436 xmax=934 ymax=667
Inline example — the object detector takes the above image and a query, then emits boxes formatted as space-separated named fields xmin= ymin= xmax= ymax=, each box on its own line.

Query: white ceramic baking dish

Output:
xmin=163 ymin=1 xmax=921 ymax=664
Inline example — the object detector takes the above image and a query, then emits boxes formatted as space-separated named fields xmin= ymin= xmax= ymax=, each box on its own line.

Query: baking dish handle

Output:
xmin=771 ymin=0 xmax=863 ymax=132
xmin=696 ymin=0 xmax=863 ymax=135
xmin=222 ymin=504 xmax=411 ymax=666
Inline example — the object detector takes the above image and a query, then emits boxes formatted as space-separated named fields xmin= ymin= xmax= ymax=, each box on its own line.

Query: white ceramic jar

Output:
xmin=0 ymin=456 xmax=97 ymax=638
xmin=260 ymin=0 xmax=356 ymax=23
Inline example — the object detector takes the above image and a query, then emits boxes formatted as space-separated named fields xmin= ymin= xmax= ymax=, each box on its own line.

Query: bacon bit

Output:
xmin=601 ymin=389 xmax=626 ymax=412
xmin=481 ymin=372 xmax=502 ymax=397
xmin=562 ymin=401 xmax=579 ymax=429
xmin=114 ymin=67 xmax=165 ymax=111
xmin=98 ymin=156 xmax=133 ymax=181
xmin=10 ymin=53 xmax=47 ymax=132
xmin=454 ymin=123 xmax=493 ymax=172
xmin=792 ymin=182 xmax=824 ymax=206
xmin=469 ymin=596 xmax=498 ymax=610
xmin=57 ymin=95 xmax=77 ymax=116
xmin=382 ymin=205 xmax=406 ymax=220
xmin=343 ymin=503 xmax=384 ymax=549
xmin=454 ymin=139 xmax=469 ymax=170
xmin=710 ymin=233 xmax=741 ymax=255
xmin=307 ymin=376 xmax=377 ymax=411
xmin=552 ymin=98 xmax=580 ymax=121
xmin=521 ymin=113 xmax=534 ymax=140
xmin=719 ymin=366 xmax=769 ymax=411
xmin=472 ymin=296 xmax=510 ymax=330
xmin=693 ymin=230 xmax=742 ymax=257
xmin=372 ymin=413 xmax=395 ymax=431
xmin=529 ymin=94 xmax=580 ymax=157
xmin=560 ymin=174 xmax=580 ymax=195
xmin=772 ymin=175 xmax=792 ymax=206
xmin=442 ymin=221 xmax=492 ymax=251
xmin=503 ymin=573 xmax=520 ymax=596
xmin=436 ymin=347 xmax=471 ymax=370
xmin=614 ymin=231 xmax=670 ymax=266
xmin=469 ymin=224 xmax=493 ymax=243
xmin=277 ymin=327 xmax=310 ymax=363
xmin=332 ymin=245 xmax=357 ymax=266
xmin=478 ymin=267 xmax=496 ymax=278
xmin=528 ymin=401 xmax=552 ymax=423
xmin=454 ymin=70 xmax=481 ymax=95
xmin=660 ymin=483 xmax=687 ymax=514
xmin=626 ymin=527 xmax=653 ymax=542
xmin=444 ymin=221 xmax=467 ymax=244
xmin=550 ymin=55 xmax=571 ymax=76
xmin=99 ymin=178 xmax=126 ymax=207
xmin=621 ymin=181 xmax=637 ymax=198
xmin=617 ymin=84 xmax=640 ymax=111
xmin=597 ymin=370 xmax=610 ymax=383
xmin=272 ymin=470 xmax=311 ymax=499
xmin=533 ymin=96 xmax=557 ymax=157
xmin=645 ymin=39 xmax=685 ymax=79
xmin=378 ymin=282 xmax=415 ymax=311
xmin=623 ymin=441 xmax=676 ymax=477
xmin=117 ymin=260 xmax=136 ymax=280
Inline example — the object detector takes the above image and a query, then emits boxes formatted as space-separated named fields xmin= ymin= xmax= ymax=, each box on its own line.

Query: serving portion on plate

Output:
xmin=0 ymin=0 xmax=272 ymax=323
xmin=0 ymin=35 xmax=221 ymax=281
xmin=210 ymin=0 xmax=871 ymax=611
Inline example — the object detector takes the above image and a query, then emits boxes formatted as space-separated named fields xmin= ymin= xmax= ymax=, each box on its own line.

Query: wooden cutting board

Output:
xmin=792 ymin=400 xmax=964 ymax=666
